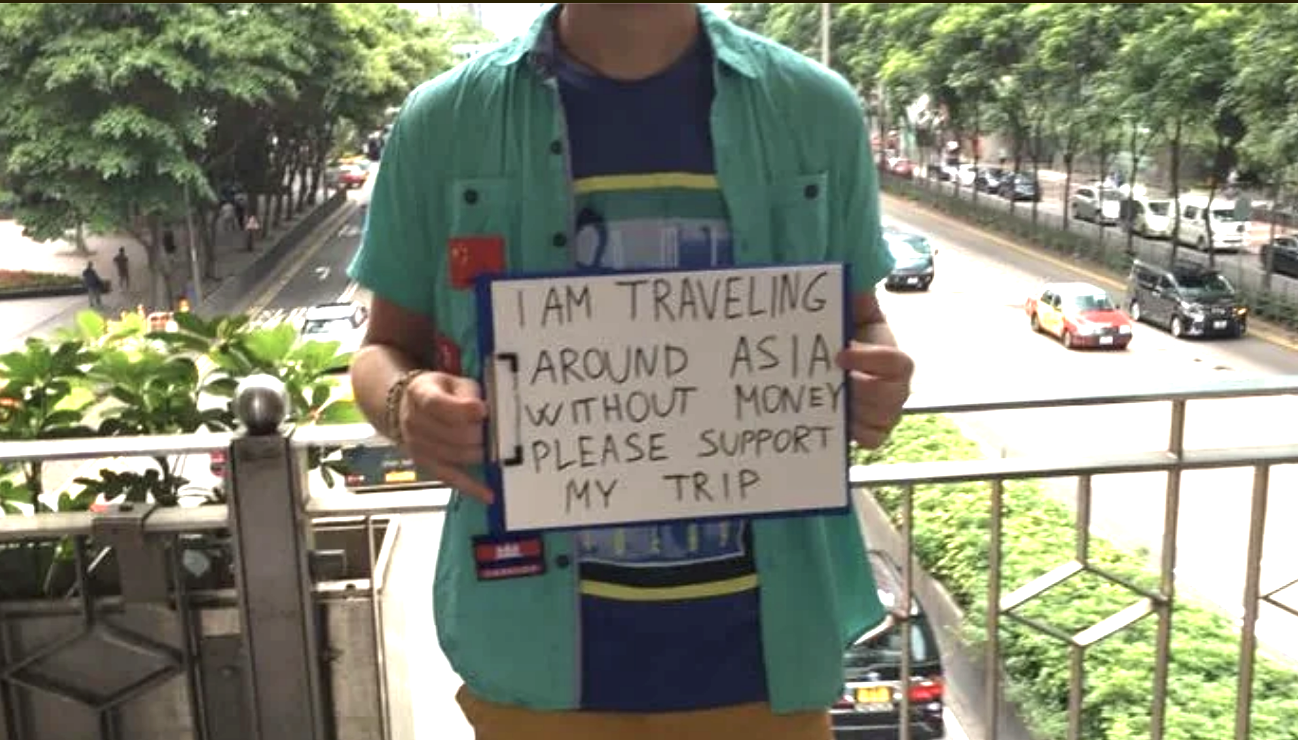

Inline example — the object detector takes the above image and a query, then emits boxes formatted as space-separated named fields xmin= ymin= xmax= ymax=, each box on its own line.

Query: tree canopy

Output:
xmin=0 ymin=3 xmax=467 ymax=305
xmin=735 ymin=3 xmax=1287 ymax=195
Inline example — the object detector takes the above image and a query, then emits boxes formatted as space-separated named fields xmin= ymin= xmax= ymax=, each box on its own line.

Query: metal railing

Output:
xmin=0 ymin=374 xmax=1295 ymax=740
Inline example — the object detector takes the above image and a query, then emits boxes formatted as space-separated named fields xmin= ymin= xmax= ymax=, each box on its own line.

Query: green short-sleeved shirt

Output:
xmin=348 ymin=4 xmax=894 ymax=714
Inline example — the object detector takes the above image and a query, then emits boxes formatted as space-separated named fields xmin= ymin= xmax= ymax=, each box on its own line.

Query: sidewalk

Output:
xmin=0 ymin=196 xmax=321 ymax=351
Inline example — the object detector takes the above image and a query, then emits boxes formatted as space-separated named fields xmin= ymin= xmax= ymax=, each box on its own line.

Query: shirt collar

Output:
xmin=494 ymin=3 xmax=757 ymax=79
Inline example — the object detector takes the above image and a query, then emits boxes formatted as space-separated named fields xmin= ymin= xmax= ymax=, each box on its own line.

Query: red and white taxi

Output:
xmin=1026 ymin=282 xmax=1133 ymax=350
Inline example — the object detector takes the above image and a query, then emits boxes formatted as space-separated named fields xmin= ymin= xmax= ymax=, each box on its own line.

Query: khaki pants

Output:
xmin=455 ymin=685 xmax=832 ymax=740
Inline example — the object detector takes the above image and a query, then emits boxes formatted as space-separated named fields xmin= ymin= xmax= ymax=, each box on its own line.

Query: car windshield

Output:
xmin=844 ymin=617 xmax=932 ymax=670
xmin=1211 ymin=208 xmax=1240 ymax=222
xmin=303 ymin=318 xmax=353 ymax=335
xmin=887 ymin=236 xmax=932 ymax=258
xmin=1148 ymin=201 xmax=1171 ymax=216
xmin=1177 ymin=272 xmax=1234 ymax=297
xmin=1068 ymin=293 xmax=1116 ymax=312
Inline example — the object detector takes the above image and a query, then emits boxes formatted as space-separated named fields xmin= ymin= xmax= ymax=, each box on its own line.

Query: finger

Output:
xmin=411 ymin=452 xmax=494 ymax=504
xmin=436 ymin=465 xmax=495 ymax=505
xmin=849 ymin=378 xmax=910 ymax=415
xmin=406 ymin=412 xmax=485 ymax=449
xmin=836 ymin=344 xmax=915 ymax=380
xmin=851 ymin=422 xmax=891 ymax=450
xmin=409 ymin=436 xmax=484 ymax=466
xmin=418 ymin=387 xmax=488 ymax=425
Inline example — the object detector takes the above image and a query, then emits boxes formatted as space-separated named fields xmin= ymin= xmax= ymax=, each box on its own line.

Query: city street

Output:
xmin=882 ymin=194 xmax=1298 ymax=665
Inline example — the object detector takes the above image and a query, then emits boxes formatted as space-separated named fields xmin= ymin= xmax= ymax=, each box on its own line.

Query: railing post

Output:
xmin=226 ymin=375 xmax=328 ymax=740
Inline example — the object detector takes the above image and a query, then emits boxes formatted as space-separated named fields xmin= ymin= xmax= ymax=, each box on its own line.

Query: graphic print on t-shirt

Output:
xmin=550 ymin=28 xmax=769 ymax=713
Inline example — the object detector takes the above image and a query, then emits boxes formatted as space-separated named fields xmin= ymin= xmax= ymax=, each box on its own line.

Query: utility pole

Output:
xmin=820 ymin=3 xmax=831 ymax=67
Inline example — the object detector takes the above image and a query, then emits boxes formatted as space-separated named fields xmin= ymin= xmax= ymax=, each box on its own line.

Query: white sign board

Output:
xmin=481 ymin=264 xmax=850 ymax=532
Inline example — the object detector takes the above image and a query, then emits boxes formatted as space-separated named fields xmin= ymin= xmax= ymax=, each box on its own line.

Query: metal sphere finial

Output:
xmin=233 ymin=374 xmax=289 ymax=435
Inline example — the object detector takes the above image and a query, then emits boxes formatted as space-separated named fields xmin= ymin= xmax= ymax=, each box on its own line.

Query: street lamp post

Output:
xmin=820 ymin=3 xmax=831 ymax=67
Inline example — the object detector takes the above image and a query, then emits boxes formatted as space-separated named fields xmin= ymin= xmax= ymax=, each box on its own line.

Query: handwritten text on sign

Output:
xmin=486 ymin=264 xmax=849 ymax=531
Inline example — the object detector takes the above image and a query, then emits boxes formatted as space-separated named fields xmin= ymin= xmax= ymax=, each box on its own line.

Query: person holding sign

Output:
xmin=347 ymin=4 xmax=914 ymax=740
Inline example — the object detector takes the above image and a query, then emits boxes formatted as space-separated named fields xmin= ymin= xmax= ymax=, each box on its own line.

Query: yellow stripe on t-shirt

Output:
xmin=579 ymin=574 xmax=758 ymax=602
xmin=573 ymin=172 xmax=719 ymax=195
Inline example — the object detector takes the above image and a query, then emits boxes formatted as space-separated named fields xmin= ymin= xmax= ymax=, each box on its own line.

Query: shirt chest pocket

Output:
xmin=769 ymin=173 xmax=830 ymax=262
xmin=443 ymin=177 xmax=521 ymax=375
xmin=448 ymin=177 xmax=520 ymax=242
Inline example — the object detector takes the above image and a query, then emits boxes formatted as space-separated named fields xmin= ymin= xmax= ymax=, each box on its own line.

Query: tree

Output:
xmin=1233 ymin=4 xmax=1298 ymax=288
xmin=1111 ymin=4 xmax=1242 ymax=265
xmin=0 ymin=3 xmax=452 ymax=312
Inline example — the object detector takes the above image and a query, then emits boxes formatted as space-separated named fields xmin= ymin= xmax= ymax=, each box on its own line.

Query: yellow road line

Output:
xmin=882 ymin=193 xmax=1298 ymax=353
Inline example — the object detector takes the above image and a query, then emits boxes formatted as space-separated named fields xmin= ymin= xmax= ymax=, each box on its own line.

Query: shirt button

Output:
xmin=552 ymin=232 xmax=568 ymax=248
xmin=804 ymin=183 xmax=820 ymax=199
xmin=555 ymin=554 xmax=571 ymax=569
xmin=463 ymin=189 xmax=479 ymax=205
xmin=549 ymin=140 xmax=563 ymax=155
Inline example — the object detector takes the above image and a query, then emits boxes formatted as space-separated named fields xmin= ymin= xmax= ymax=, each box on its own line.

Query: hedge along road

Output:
xmin=880 ymin=193 xmax=1298 ymax=666
xmin=912 ymin=174 xmax=1298 ymax=306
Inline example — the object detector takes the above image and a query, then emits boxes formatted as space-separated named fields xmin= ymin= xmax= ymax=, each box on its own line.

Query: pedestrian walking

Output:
xmin=82 ymin=262 xmax=106 ymax=310
xmin=113 ymin=247 xmax=130 ymax=291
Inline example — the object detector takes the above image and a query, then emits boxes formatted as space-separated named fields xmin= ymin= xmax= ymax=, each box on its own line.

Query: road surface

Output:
xmin=882 ymin=194 xmax=1298 ymax=666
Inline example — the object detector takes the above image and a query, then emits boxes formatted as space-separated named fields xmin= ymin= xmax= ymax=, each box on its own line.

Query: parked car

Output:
xmin=882 ymin=228 xmax=937 ymax=291
xmin=1173 ymin=194 xmax=1248 ymax=253
xmin=1070 ymin=184 xmax=1124 ymax=224
xmin=1026 ymin=281 xmax=1133 ymax=350
xmin=1126 ymin=259 xmax=1247 ymax=339
xmin=1259 ymin=235 xmax=1298 ymax=279
xmin=998 ymin=173 xmax=1040 ymax=202
xmin=832 ymin=550 xmax=946 ymax=740
xmin=974 ymin=167 xmax=1007 ymax=194
xmin=1123 ymin=195 xmax=1175 ymax=239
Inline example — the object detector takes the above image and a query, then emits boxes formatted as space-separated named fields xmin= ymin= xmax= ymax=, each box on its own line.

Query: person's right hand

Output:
xmin=399 ymin=371 xmax=493 ymax=504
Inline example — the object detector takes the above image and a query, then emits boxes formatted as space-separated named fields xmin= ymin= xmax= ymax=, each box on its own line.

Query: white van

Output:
xmin=1174 ymin=195 xmax=1248 ymax=253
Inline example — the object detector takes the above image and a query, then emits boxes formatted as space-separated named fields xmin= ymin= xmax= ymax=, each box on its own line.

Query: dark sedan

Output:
xmin=1259 ymin=235 xmax=1298 ymax=279
xmin=832 ymin=550 xmax=946 ymax=739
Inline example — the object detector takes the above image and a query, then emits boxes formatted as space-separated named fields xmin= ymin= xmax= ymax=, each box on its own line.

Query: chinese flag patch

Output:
xmin=434 ymin=334 xmax=463 ymax=375
xmin=448 ymin=235 xmax=506 ymax=289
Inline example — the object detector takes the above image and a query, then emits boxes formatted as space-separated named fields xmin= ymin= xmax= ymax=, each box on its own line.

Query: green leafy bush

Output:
xmin=0 ymin=269 xmax=80 ymax=293
xmin=857 ymin=415 xmax=1298 ymax=740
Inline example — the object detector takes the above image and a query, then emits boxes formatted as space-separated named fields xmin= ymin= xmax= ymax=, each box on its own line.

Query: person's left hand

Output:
xmin=836 ymin=342 xmax=915 ymax=449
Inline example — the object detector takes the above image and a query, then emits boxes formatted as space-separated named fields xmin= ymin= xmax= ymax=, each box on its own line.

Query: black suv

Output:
xmin=831 ymin=550 xmax=946 ymax=740
xmin=1126 ymin=259 xmax=1248 ymax=339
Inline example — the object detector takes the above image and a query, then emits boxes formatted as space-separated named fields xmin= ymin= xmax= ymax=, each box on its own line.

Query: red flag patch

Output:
xmin=434 ymin=334 xmax=463 ymax=376
xmin=448 ymin=235 xmax=506 ymax=290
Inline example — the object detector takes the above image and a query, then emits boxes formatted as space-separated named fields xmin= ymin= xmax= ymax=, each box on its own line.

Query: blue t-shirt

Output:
xmin=555 ymin=36 xmax=768 ymax=713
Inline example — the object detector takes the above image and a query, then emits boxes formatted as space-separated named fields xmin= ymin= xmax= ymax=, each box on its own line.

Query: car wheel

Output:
xmin=1030 ymin=313 xmax=1041 ymax=333
xmin=1062 ymin=329 xmax=1075 ymax=349
xmin=921 ymin=278 xmax=932 ymax=291
xmin=1129 ymin=301 xmax=1142 ymax=323
xmin=1171 ymin=316 xmax=1185 ymax=338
